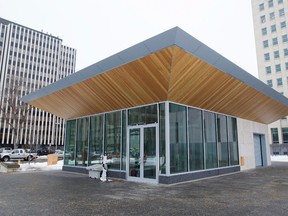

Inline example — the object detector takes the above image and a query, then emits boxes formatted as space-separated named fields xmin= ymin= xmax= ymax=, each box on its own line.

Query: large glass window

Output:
xmin=271 ymin=128 xmax=279 ymax=144
xmin=276 ymin=64 xmax=281 ymax=72
xmin=274 ymin=51 xmax=280 ymax=59
xmin=264 ymin=53 xmax=270 ymax=61
xmin=227 ymin=117 xmax=239 ymax=165
xmin=277 ymin=78 xmax=283 ymax=86
xmin=89 ymin=115 xmax=103 ymax=166
xmin=128 ymin=104 xmax=157 ymax=126
xmin=267 ymin=79 xmax=273 ymax=87
xmin=159 ymin=103 xmax=166 ymax=174
xmin=204 ymin=111 xmax=218 ymax=169
xmin=105 ymin=111 xmax=121 ymax=170
xmin=217 ymin=115 xmax=229 ymax=167
xmin=76 ymin=117 xmax=89 ymax=166
xmin=169 ymin=103 xmax=188 ymax=174
xmin=121 ymin=110 xmax=126 ymax=170
xmin=281 ymin=21 xmax=286 ymax=28
xmin=270 ymin=12 xmax=275 ymax=20
xmin=282 ymin=34 xmax=288 ymax=43
xmin=188 ymin=108 xmax=204 ymax=171
xmin=282 ymin=128 xmax=288 ymax=143
xmin=64 ymin=120 xmax=76 ymax=165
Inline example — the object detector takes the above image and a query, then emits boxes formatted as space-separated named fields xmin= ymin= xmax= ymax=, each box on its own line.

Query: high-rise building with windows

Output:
xmin=252 ymin=0 xmax=288 ymax=148
xmin=0 ymin=18 xmax=76 ymax=148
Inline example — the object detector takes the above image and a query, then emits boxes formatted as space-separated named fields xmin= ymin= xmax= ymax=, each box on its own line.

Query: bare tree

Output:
xmin=0 ymin=76 xmax=31 ymax=149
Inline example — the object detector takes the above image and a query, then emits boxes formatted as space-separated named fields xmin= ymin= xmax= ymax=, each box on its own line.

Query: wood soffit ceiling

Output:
xmin=28 ymin=46 xmax=288 ymax=124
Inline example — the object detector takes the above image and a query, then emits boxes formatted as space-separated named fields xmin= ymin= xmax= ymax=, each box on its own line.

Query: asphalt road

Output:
xmin=0 ymin=162 xmax=288 ymax=216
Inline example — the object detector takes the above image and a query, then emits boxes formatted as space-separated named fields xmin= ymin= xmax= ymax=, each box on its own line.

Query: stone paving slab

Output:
xmin=0 ymin=162 xmax=288 ymax=216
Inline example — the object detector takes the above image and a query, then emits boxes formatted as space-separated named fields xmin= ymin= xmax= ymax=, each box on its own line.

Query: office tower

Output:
xmin=0 ymin=18 xmax=76 ymax=148
xmin=252 ymin=0 xmax=288 ymax=148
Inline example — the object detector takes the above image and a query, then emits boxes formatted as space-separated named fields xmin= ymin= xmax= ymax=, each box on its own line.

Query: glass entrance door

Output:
xmin=127 ymin=124 xmax=158 ymax=183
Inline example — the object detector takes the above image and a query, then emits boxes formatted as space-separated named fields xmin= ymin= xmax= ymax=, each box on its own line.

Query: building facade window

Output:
xmin=261 ymin=15 xmax=266 ymax=23
xmin=263 ymin=40 xmax=269 ymax=48
xmin=284 ymin=48 xmax=288 ymax=56
xmin=278 ymin=0 xmax=283 ymax=4
xmin=282 ymin=34 xmax=288 ymax=43
xmin=271 ymin=128 xmax=279 ymax=144
xmin=268 ymin=0 xmax=274 ymax=7
xmin=259 ymin=3 xmax=265 ymax=11
xmin=277 ymin=77 xmax=283 ymax=86
xmin=279 ymin=8 xmax=285 ymax=17
xmin=274 ymin=50 xmax=280 ymax=59
xmin=282 ymin=128 xmax=288 ymax=143
xmin=286 ymin=62 xmax=288 ymax=70
xmin=264 ymin=53 xmax=270 ymax=61
xmin=266 ymin=66 xmax=272 ymax=74
xmin=272 ymin=37 xmax=278 ymax=45
xmin=262 ymin=27 xmax=267 ymax=35
xmin=281 ymin=21 xmax=286 ymax=28
xmin=271 ymin=24 xmax=277 ymax=33
xmin=267 ymin=79 xmax=273 ymax=87
xmin=270 ymin=12 xmax=275 ymax=20
xmin=276 ymin=64 xmax=281 ymax=72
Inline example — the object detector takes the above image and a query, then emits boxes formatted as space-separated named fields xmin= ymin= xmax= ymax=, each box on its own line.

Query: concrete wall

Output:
xmin=237 ymin=118 xmax=270 ymax=171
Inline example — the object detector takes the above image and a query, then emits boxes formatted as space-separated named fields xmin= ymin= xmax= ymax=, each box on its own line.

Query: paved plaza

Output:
xmin=0 ymin=162 xmax=288 ymax=216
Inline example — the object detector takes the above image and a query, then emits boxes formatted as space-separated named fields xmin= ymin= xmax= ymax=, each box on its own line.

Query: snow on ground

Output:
xmin=19 ymin=156 xmax=63 ymax=172
xmin=270 ymin=155 xmax=288 ymax=162
xmin=11 ymin=155 xmax=288 ymax=173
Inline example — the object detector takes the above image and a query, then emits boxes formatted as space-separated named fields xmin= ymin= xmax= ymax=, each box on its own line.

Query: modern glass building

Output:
xmin=22 ymin=27 xmax=288 ymax=184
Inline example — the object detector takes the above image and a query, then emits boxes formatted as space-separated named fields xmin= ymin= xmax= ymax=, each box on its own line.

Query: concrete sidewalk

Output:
xmin=0 ymin=162 xmax=288 ymax=216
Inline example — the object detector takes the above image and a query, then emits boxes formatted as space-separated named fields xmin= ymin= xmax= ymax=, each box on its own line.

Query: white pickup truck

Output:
xmin=0 ymin=149 xmax=37 ymax=162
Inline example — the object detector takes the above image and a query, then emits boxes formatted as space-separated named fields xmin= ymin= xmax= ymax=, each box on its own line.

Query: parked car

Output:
xmin=0 ymin=148 xmax=37 ymax=162
xmin=55 ymin=149 xmax=64 ymax=159
xmin=0 ymin=147 xmax=12 ymax=154
xmin=37 ymin=148 xmax=54 ymax=156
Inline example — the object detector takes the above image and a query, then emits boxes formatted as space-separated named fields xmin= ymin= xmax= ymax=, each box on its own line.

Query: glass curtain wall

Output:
xmin=204 ymin=111 xmax=218 ymax=169
xmin=227 ymin=117 xmax=239 ymax=165
xmin=105 ymin=111 xmax=121 ymax=170
xmin=64 ymin=120 xmax=76 ymax=165
xmin=89 ymin=115 xmax=103 ymax=166
xmin=169 ymin=103 xmax=188 ymax=174
xmin=217 ymin=114 xmax=229 ymax=167
xmin=188 ymin=108 xmax=204 ymax=171
xmin=159 ymin=103 xmax=166 ymax=174
xmin=75 ymin=117 xmax=89 ymax=166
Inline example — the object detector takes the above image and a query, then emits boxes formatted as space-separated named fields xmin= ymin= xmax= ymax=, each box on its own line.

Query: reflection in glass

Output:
xmin=170 ymin=104 xmax=188 ymax=174
xmin=121 ymin=110 xmax=127 ymax=170
xmin=227 ymin=117 xmax=239 ymax=165
xmin=76 ymin=117 xmax=89 ymax=166
xmin=64 ymin=120 xmax=76 ymax=166
xmin=159 ymin=103 xmax=166 ymax=174
xmin=144 ymin=127 xmax=156 ymax=179
xmin=89 ymin=115 xmax=103 ymax=166
xmin=188 ymin=108 xmax=204 ymax=171
xmin=129 ymin=128 xmax=140 ymax=177
xmin=128 ymin=104 xmax=157 ymax=126
xmin=217 ymin=114 xmax=229 ymax=167
xmin=105 ymin=111 xmax=121 ymax=170
xmin=204 ymin=111 xmax=218 ymax=169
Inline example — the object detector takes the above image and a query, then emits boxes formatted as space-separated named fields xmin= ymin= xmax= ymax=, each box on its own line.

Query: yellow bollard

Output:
xmin=18 ymin=160 xmax=20 ymax=165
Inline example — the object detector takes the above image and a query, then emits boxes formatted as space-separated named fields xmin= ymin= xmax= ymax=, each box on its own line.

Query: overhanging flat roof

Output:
xmin=21 ymin=27 xmax=288 ymax=124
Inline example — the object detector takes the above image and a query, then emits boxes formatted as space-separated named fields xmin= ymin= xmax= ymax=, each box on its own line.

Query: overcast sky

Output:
xmin=0 ymin=0 xmax=258 ymax=77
